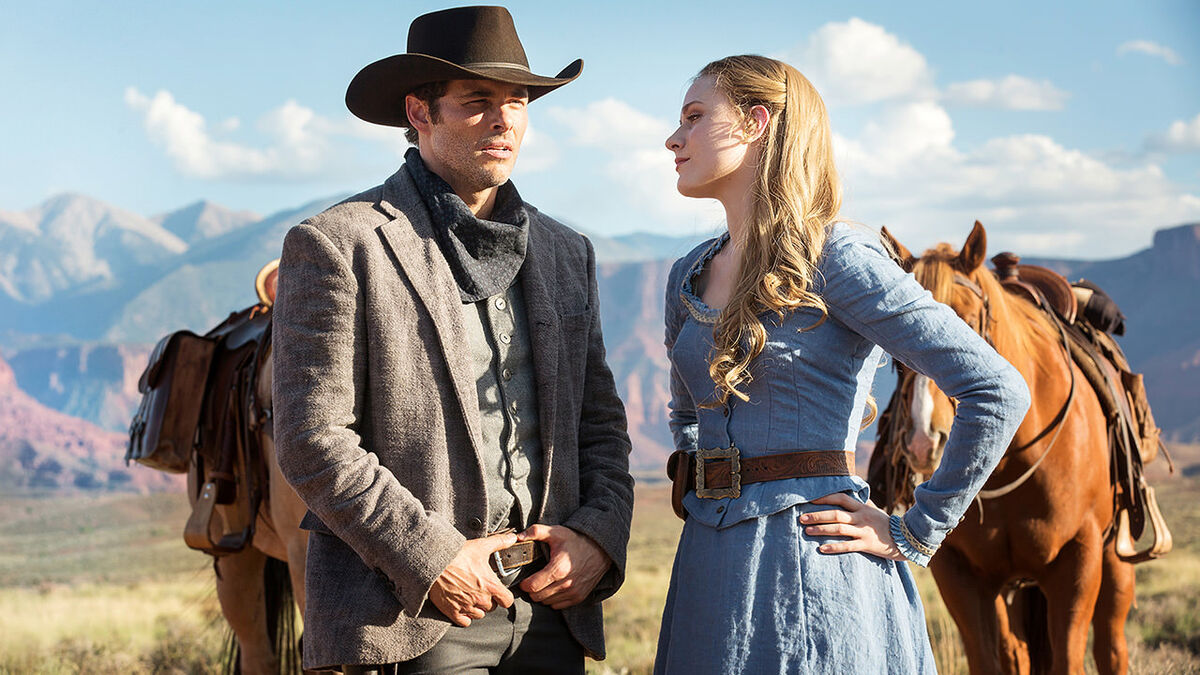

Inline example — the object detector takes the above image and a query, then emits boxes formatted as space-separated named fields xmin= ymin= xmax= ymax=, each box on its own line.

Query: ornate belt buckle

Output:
xmin=695 ymin=446 xmax=740 ymax=499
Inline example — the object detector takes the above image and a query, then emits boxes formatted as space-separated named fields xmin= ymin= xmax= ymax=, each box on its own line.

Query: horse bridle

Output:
xmin=900 ymin=270 xmax=1077 ymax=504
xmin=953 ymin=273 xmax=993 ymax=346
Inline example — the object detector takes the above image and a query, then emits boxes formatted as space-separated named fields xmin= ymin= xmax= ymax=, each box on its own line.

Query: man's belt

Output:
xmin=666 ymin=447 xmax=857 ymax=521
xmin=490 ymin=538 xmax=544 ymax=577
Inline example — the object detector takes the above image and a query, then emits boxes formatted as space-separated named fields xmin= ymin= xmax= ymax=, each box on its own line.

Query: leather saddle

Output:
xmin=182 ymin=260 xmax=279 ymax=556
xmin=990 ymin=252 xmax=1171 ymax=563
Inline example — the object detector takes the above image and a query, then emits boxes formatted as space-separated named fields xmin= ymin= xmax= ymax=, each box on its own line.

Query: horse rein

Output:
xmin=958 ymin=272 xmax=1077 ymax=501
xmin=907 ymin=272 xmax=1077 ymax=503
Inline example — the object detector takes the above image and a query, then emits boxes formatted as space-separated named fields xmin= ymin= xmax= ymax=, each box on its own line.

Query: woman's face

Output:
xmin=665 ymin=75 xmax=756 ymax=200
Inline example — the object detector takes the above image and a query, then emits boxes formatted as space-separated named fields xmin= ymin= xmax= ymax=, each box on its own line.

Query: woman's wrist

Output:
xmin=889 ymin=514 xmax=935 ymax=567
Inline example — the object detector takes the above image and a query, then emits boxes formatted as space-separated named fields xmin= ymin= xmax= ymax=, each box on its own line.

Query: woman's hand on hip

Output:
xmin=801 ymin=492 xmax=907 ymax=562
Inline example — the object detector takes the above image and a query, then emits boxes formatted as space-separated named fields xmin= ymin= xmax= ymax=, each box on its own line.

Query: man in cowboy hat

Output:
xmin=272 ymin=6 xmax=633 ymax=673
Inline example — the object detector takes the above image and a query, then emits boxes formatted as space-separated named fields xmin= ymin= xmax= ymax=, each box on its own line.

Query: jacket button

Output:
xmin=469 ymin=517 xmax=483 ymax=530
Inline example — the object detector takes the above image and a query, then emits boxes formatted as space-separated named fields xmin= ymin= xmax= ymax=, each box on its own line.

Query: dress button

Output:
xmin=502 ymin=368 xmax=513 ymax=381
xmin=469 ymin=517 xmax=483 ymax=530
xmin=495 ymin=297 xmax=507 ymax=310
xmin=716 ymin=506 xmax=725 ymax=513
xmin=499 ymin=333 xmax=511 ymax=344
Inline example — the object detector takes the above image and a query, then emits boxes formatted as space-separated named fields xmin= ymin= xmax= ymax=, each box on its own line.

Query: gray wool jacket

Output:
xmin=272 ymin=165 xmax=634 ymax=670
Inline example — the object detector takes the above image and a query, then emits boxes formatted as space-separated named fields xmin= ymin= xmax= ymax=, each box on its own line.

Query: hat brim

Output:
xmin=346 ymin=54 xmax=582 ymax=127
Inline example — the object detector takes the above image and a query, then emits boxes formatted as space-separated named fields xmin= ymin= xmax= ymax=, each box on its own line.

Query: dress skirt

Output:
xmin=654 ymin=498 xmax=937 ymax=674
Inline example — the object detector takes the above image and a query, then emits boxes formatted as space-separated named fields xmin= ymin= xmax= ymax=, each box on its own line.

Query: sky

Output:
xmin=2 ymin=0 xmax=1199 ymax=259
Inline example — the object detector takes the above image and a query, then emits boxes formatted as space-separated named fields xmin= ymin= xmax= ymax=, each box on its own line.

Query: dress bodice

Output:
xmin=664 ymin=223 xmax=1030 ymax=560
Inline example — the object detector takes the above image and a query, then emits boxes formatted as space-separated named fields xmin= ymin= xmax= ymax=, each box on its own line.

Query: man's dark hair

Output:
xmin=404 ymin=81 xmax=448 ymax=145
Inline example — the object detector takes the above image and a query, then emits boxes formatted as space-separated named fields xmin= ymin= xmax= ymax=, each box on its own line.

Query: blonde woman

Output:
xmin=656 ymin=55 xmax=1030 ymax=672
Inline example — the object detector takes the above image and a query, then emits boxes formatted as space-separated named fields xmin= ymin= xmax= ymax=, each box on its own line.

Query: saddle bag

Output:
xmin=184 ymin=306 xmax=272 ymax=556
xmin=126 ymin=331 xmax=217 ymax=473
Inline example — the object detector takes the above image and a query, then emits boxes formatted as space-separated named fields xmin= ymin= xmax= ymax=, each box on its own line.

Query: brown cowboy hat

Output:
xmin=346 ymin=6 xmax=582 ymax=128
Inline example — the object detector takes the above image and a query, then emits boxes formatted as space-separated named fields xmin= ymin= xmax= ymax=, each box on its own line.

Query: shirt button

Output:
xmin=502 ymin=368 xmax=513 ymax=381
xmin=469 ymin=516 xmax=483 ymax=530
xmin=499 ymin=333 xmax=511 ymax=345
xmin=495 ymin=297 xmax=507 ymax=310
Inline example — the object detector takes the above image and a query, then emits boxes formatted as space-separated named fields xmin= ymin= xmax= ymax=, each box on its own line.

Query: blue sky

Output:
xmin=2 ymin=0 xmax=1198 ymax=258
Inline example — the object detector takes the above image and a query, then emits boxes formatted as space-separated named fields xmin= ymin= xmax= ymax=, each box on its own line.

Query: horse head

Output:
xmin=881 ymin=221 xmax=994 ymax=476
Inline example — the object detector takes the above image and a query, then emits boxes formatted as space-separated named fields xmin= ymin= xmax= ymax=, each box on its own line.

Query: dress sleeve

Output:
xmin=665 ymin=256 xmax=700 ymax=453
xmin=818 ymin=228 xmax=1031 ymax=565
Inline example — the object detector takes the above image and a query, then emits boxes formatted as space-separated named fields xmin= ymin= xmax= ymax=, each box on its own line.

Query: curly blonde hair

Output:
xmin=699 ymin=55 xmax=843 ymax=407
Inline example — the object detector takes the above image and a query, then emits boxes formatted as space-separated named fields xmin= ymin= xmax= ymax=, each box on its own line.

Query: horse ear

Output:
xmin=959 ymin=221 xmax=987 ymax=272
xmin=880 ymin=226 xmax=916 ymax=272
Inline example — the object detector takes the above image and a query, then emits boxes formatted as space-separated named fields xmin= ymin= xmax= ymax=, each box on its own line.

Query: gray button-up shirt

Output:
xmin=461 ymin=282 xmax=544 ymax=534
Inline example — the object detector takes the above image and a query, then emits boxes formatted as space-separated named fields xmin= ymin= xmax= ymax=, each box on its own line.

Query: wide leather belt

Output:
xmin=489 ymin=538 xmax=544 ymax=577
xmin=666 ymin=447 xmax=857 ymax=520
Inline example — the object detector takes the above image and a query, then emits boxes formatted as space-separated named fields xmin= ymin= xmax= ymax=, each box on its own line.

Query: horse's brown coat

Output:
xmin=879 ymin=223 xmax=1134 ymax=675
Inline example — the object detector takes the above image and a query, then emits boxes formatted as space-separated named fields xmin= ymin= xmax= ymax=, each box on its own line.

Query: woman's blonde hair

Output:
xmin=699 ymin=55 xmax=843 ymax=407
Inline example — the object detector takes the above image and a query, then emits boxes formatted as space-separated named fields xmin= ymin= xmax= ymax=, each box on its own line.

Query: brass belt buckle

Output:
xmin=695 ymin=446 xmax=740 ymax=499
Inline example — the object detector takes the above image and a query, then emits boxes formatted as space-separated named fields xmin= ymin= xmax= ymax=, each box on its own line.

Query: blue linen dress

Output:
xmin=654 ymin=223 xmax=1031 ymax=674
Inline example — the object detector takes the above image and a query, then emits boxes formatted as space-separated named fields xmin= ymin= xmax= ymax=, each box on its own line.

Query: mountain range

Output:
xmin=1 ymin=192 xmax=1197 ymax=490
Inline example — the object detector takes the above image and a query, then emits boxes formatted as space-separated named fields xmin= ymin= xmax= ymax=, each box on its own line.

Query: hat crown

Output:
xmin=407 ymin=6 xmax=530 ymax=70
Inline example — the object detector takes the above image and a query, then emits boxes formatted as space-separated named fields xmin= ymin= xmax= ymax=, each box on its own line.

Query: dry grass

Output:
xmin=2 ymin=457 xmax=1199 ymax=673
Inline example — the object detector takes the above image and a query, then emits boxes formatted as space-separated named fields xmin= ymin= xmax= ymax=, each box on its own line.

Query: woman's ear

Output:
xmin=745 ymin=105 xmax=770 ymax=143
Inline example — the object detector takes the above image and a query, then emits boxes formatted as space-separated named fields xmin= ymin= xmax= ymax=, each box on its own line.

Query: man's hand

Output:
xmin=517 ymin=525 xmax=611 ymax=610
xmin=429 ymin=531 xmax=517 ymax=627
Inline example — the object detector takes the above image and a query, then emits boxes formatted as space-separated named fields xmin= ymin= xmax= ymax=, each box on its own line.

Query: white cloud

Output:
xmin=533 ymin=91 xmax=1200 ymax=255
xmin=837 ymin=122 xmax=1200 ymax=257
xmin=943 ymin=75 xmax=1070 ymax=111
xmin=1146 ymin=112 xmax=1200 ymax=153
xmin=1117 ymin=40 xmax=1183 ymax=66
xmin=125 ymin=87 xmax=333 ymax=179
xmin=837 ymin=101 xmax=959 ymax=173
xmin=548 ymin=98 xmax=672 ymax=148
xmin=513 ymin=125 xmax=559 ymax=173
xmin=544 ymin=99 xmax=721 ymax=226
xmin=784 ymin=18 xmax=935 ymax=105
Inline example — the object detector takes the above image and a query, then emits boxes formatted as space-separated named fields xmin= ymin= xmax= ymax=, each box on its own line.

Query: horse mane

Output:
xmin=912 ymin=244 xmax=1056 ymax=365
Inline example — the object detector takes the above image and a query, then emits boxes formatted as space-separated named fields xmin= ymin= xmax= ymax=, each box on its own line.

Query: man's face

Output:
xmin=410 ymin=79 xmax=530 ymax=194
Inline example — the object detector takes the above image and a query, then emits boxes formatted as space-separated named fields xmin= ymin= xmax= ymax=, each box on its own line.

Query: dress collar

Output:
xmin=679 ymin=232 xmax=730 ymax=325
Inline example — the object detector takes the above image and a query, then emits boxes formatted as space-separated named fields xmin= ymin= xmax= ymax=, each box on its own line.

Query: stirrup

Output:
xmin=1114 ymin=482 xmax=1172 ymax=563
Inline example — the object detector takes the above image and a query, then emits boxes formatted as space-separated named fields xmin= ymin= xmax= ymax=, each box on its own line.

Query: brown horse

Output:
xmin=185 ymin=282 xmax=313 ymax=673
xmin=874 ymin=222 xmax=1135 ymax=674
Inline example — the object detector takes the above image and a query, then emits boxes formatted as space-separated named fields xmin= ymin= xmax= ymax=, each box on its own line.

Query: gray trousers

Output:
xmin=341 ymin=591 xmax=584 ymax=675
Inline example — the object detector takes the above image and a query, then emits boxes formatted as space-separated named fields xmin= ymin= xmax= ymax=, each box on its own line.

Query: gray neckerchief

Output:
xmin=405 ymin=147 xmax=529 ymax=303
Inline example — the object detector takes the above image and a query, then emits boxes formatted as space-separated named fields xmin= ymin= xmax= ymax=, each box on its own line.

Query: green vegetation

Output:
xmin=1 ymin=456 xmax=1198 ymax=674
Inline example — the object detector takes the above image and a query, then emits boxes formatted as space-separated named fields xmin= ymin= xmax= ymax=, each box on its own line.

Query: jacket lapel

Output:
xmin=520 ymin=218 xmax=560 ymax=518
xmin=375 ymin=167 xmax=483 ymax=455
